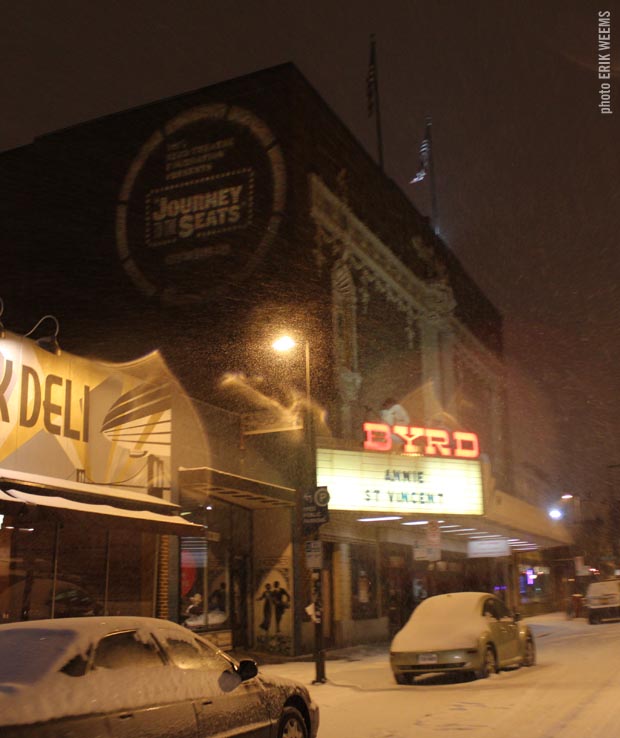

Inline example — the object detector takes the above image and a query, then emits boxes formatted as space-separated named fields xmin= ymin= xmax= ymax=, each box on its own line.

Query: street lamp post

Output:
xmin=272 ymin=335 xmax=326 ymax=683
xmin=608 ymin=464 xmax=620 ymax=564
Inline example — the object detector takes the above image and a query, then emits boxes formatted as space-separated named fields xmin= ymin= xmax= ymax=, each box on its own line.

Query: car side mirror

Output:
xmin=237 ymin=659 xmax=258 ymax=681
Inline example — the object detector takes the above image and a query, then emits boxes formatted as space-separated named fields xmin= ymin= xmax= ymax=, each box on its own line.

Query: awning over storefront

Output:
xmin=0 ymin=467 xmax=178 ymax=510
xmin=0 ymin=488 xmax=203 ymax=536
xmin=321 ymin=497 xmax=573 ymax=553
xmin=179 ymin=466 xmax=296 ymax=510
xmin=483 ymin=489 xmax=573 ymax=549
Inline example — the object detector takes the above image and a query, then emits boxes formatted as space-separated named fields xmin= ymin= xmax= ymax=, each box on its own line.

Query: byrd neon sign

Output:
xmin=363 ymin=422 xmax=480 ymax=459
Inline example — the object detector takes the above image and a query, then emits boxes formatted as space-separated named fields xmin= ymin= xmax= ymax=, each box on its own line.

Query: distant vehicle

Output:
xmin=390 ymin=592 xmax=536 ymax=684
xmin=0 ymin=616 xmax=319 ymax=738
xmin=586 ymin=580 xmax=620 ymax=624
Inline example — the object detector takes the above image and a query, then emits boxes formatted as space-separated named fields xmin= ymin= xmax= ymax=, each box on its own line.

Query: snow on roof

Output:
xmin=391 ymin=592 xmax=489 ymax=652
xmin=0 ymin=617 xmax=236 ymax=727
xmin=0 ymin=489 xmax=202 ymax=533
xmin=0 ymin=467 xmax=177 ymax=509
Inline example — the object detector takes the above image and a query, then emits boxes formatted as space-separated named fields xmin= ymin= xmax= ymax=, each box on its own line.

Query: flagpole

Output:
xmin=426 ymin=116 xmax=439 ymax=235
xmin=368 ymin=34 xmax=384 ymax=171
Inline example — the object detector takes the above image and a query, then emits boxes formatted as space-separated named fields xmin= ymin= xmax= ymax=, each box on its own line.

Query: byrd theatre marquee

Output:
xmin=316 ymin=423 xmax=484 ymax=516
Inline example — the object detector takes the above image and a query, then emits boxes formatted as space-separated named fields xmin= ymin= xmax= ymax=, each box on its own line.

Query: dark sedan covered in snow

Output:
xmin=390 ymin=592 xmax=536 ymax=683
xmin=0 ymin=616 xmax=318 ymax=737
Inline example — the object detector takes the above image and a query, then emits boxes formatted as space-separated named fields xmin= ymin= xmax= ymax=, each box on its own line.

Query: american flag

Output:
xmin=411 ymin=130 xmax=431 ymax=183
xmin=366 ymin=36 xmax=377 ymax=117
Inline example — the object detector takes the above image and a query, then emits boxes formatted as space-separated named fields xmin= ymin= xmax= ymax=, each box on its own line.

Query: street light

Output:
xmin=271 ymin=334 xmax=326 ymax=683
xmin=607 ymin=464 xmax=620 ymax=563
xmin=272 ymin=335 xmax=311 ymax=413
xmin=548 ymin=494 xmax=582 ymax=524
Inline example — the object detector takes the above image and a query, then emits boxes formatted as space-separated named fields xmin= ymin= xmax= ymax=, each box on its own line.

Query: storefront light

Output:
xmin=401 ymin=520 xmax=428 ymax=526
xmin=357 ymin=516 xmax=402 ymax=522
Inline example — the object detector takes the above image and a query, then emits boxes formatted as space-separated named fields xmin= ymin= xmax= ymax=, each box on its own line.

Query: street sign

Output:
xmin=426 ymin=520 xmax=441 ymax=547
xmin=303 ymin=486 xmax=330 ymax=527
xmin=305 ymin=540 xmax=323 ymax=569
xmin=414 ymin=542 xmax=441 ymax=561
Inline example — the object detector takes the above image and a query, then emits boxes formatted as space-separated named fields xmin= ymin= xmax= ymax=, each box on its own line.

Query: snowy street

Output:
xmin=259 ymin=613 xmax=619 ymax=738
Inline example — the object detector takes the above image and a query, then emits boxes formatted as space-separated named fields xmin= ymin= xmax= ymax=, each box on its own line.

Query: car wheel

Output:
xmin=588 ymin=611 xmax=599 ymax=625
xmin=477 ymin=645 xmax=497 ymax=679
xmin=278 ymin=706 xmax=308 ymax=738
xmin=522 ymin=637 xmax=536 ymax=667
xmin=394 ymin=673 xmax=413 ymax=685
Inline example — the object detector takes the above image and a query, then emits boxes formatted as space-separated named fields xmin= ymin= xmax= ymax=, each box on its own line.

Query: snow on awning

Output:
xmin=0 ymin=488 xmax=203 ymax=536
xmin=0 ymin=467 xmax=178 ymax=510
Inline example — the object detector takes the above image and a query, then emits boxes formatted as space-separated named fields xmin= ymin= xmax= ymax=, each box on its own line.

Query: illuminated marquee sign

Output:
xmin=316 ymin=448 xmax=483 ymax=516
xmin=363 ymin=422 xmax=480 ymax=459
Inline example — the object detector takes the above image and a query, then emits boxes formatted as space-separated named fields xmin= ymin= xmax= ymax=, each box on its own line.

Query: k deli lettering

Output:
xmin=0 ymin=353 xmax=90 ymax=442
xmin=363 ymin=422 xmax=480 ymax=459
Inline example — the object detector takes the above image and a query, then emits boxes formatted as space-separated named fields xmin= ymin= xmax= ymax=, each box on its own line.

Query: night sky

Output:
xmin=3 ymin=1 xmax=619 ymax=506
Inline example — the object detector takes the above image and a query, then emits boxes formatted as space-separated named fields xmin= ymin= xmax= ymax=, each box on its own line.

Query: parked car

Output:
xmin=390 ymin=592 xmax=536 ymax=684
xmin=0 ymin=616 xmax=319 ymax=737
xmin=586 ymin=580 xmax=620 ymax=624
xmin=0 ymin=578 xmax=102 ymax=622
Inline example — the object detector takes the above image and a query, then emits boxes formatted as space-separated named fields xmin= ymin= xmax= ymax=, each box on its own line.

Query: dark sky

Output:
xmin=3 ymin=1 xmax=619 ymax=503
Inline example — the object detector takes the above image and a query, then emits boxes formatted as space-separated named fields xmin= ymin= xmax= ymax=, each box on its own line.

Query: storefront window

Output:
xmin=350 ymin=543 xmax=378 ymax=620
xmin=519 ymin=564 xmax=551 ymax=604
xmin=0 ymin=516 xmax=56 ymax=622
xmin=56 ymin=520 xmax=107 ymax=617
xmin=179 ymin=499 xmax=252 ymax=642
xmin=0 ymin=511 xmax=157 ymax=623
xmin=107 ymin=529 xmax=156 ymax=616
xmin=180 ymin=536 xmax=208 ymax=628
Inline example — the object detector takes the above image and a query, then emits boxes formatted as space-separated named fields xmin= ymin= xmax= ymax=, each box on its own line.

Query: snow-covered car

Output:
xmin=586 ymin=580 xmax=620 ymax=624
xmin=390 ymin=592 xmax=536 ymax=684
xmin=0 ymin=616 xmax=319 ymax=738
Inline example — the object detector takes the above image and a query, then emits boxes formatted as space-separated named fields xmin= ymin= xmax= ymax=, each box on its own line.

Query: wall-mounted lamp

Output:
xmin=24 ymin=314 xmax=61 ymax=355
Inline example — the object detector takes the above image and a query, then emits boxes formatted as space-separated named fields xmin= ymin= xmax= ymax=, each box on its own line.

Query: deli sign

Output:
xmin=0 ymin=332 xmax=172 ymax=488
xmin=363 ymin=422 xmax=480 ymax=459
xmin=0 ymin=342 xmax=90 ymax=443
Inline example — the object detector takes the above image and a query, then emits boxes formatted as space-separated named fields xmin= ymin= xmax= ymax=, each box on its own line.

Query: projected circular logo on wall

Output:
xmin=116 ymin=104 xmax=287 ymax=305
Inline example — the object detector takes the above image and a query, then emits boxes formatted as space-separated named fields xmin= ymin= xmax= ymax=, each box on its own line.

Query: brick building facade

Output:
xmin=0 ymin=64 xmax=569 ymax=653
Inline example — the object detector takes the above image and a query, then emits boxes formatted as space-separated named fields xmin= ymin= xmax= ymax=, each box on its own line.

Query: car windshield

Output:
xmin=0 ymin=629 xmax=77 ymax=685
